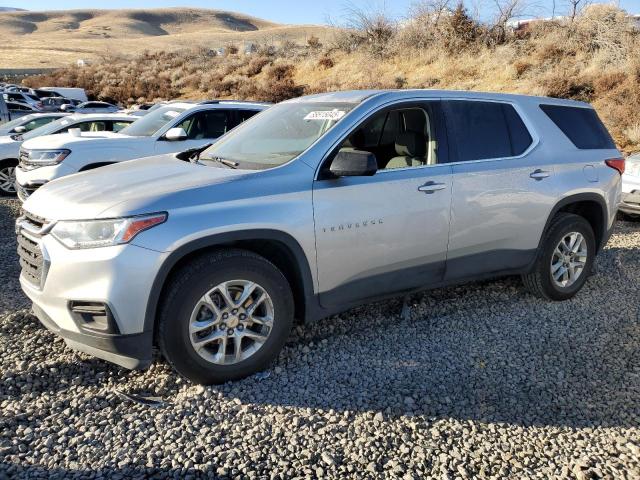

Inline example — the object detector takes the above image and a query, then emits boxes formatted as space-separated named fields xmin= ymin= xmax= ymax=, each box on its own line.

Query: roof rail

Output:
xmin=197 ymin=99 xmax=272 ymax=106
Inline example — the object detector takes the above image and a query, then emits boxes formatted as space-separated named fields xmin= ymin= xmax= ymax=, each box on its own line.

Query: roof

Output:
xmin=286 ymin=89 xmax=591 ymax=108
xmin=154 ymin=101 xmax=269 ymax=112
xmin=65 ymin=113 xmax=137 ymax=121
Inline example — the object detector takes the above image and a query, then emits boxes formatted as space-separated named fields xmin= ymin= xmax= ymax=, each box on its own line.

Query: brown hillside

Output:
xmin=0 ymin=8 xmax=333 ymax=68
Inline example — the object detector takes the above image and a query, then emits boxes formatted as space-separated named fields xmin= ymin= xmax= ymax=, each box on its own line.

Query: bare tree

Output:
xmin=491 ymin=0 xmax=531 ymax=43
xmin=567 ymin=0 xmax=591 ymax=22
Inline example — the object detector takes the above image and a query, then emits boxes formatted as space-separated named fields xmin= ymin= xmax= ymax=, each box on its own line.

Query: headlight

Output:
xmin=24 ymin=149 xmax=71 ymax=166
xmin=51 ymin=213 xmax=167 ymax=249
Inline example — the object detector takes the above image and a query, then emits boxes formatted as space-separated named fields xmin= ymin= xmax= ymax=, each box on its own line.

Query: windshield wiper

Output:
xmin=201 ymin=156 xmax=239 ymax=169
xmin=175 ymin=143 xmax=213 ymax=163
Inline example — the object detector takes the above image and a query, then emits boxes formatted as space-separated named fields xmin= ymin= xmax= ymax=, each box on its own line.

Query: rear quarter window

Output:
xmin=540 ymin=104 xmax=615 ymax=150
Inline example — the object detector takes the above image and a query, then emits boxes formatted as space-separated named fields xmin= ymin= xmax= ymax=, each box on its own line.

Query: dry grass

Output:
xmin=18 ymin=4 xmax=640 ymax=153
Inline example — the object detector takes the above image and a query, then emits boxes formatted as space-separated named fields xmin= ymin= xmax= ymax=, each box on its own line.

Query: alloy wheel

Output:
xmin=0 ymin=166 xmax=16 ymax=194
xmin=188 ymin=279 xmax=274 ymax=365
xmin=550 ymin=232 xmax=588 ymax=288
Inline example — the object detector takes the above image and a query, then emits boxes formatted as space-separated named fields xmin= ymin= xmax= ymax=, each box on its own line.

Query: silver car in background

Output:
xmin=16 ymin=89 xmax=623 ymax=384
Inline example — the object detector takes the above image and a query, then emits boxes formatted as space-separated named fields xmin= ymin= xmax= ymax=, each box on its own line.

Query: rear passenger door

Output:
xmin=442 ymin=99 xmax=558 ymax=280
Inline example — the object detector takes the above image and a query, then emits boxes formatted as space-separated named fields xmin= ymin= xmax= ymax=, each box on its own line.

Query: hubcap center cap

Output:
xmin=226 ymin=315 xmax=240 ymax=328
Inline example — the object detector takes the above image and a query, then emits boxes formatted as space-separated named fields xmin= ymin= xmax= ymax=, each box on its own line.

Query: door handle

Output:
xmin=418 ymin=181 xmax=447 ymax=193
xmin=530 ymin=169 xmax=550 ymax=180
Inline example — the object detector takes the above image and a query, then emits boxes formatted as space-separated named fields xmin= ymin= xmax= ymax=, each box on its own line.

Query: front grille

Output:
xmin=17 ymin=233 xmax=43 ymax=285
xmin=16 ymin=210 xmax=50 ymax=287
xmin=16 ymin=184 xmax=44 ymax=202
xmin=22 ymin=209 xmax=46 ymax=230
xmin=18 ymin=149 xmax=29 ymax=169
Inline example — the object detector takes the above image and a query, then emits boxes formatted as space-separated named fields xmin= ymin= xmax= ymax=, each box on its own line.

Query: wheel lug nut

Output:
xmin=238 ymin=324 xmax=244 ymax=331
xmin=222 ymin=313 xmax=229 ymax=319
xmin=220 ymin=323 xmax=226 ymax=329
xmin=239 ymin=313 xmax=246 ymax=320
xmin=232 ymin=309 xmax=238 ymax=314
xmin=228 ymin=329 xmax=234 ymax=336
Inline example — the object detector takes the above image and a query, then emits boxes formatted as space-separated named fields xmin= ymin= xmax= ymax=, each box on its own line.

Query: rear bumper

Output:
xmin=32 ymin=303 xmax=152 ymax=369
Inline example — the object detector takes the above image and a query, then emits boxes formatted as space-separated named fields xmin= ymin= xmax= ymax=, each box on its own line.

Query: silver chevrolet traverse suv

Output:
xmin=16 ymin=90 xmax=623 ymax=384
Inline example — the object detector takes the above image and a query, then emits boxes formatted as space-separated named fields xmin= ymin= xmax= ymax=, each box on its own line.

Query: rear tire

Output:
xmin=522 ymin=213 xmax=595 ymax=301
xmin=0 ymin=159 xmax=18 ymax=197
xmin=158 ymin=249 xmax=294 ymax=384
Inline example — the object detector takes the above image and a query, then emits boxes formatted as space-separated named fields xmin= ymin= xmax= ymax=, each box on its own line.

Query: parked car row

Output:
xmin=12 ymin=88 xmax=629 ymax=385
xmin=0 ymin=84 xmax=122 ymax=125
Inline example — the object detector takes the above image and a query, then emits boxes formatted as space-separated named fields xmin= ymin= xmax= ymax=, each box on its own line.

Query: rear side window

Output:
xmin=443 ymin=101 xmax=532 ymax=162
xmin=540 ymin=104 xmax=615 ymax=150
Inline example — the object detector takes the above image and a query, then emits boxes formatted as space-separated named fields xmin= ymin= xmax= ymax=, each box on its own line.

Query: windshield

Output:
xmin=201 ymin=102 xmax=356 ymax=168
xmin=22 ymin=116 xmax=74 ymax=140
xmin=119 ymin=105 xmax=188 ymax=137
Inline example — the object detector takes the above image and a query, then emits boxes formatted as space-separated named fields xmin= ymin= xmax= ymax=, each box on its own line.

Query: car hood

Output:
xmin=23 ymin=154 xmax=252 ymax=220
xmin=22 ymin=131 xmax=136 ymax=150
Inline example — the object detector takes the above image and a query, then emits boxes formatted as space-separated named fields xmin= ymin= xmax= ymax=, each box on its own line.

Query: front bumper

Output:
xmin=18 ymin=231 xmax=169 ymax=369
xmin=31 ymin=304 xmax=153 ymax=369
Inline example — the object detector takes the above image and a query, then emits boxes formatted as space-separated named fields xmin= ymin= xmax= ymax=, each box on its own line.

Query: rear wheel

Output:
xmin=522 ymin=213 xmax=595 ymax=300
xmin=0 ymin=159 xmax=17 ymax=196
xmin=158 ymin=249 xmax=294 ymax=384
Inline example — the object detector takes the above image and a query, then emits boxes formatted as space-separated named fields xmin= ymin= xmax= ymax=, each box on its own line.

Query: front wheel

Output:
xmin=522 ymin=213 xmax=595 ymax=301
xmin=0 ymin=159 xmax=18 ymax=196
xmin=158 ymin=249 xmax=294 ymax=384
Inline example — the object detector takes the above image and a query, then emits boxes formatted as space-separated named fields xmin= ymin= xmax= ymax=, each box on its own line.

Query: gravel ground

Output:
xmin=1 ymin=196 xmax=639 ymax=479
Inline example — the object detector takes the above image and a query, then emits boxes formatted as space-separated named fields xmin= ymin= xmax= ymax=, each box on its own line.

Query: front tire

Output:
xmin=0 ymin=159 xmax=18 ymax=197
xmin=158 ymin=249 xmax=294 ymax=384
xmin=522 ymin=213 xmax=595 ymax=301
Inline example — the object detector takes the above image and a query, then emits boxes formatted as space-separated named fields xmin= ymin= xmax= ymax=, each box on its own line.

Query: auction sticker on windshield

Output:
xmin=304 ymin=110 xmax=346 ymax=121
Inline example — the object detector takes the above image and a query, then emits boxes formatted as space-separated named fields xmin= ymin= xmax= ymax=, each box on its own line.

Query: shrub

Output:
xmin=318 ymin=56 xmax=334 ymax=69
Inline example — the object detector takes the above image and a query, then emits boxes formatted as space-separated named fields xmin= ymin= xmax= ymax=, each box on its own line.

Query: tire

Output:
xmin=0 ymin=159 xmax=18 ymax=197
xmin=158 ymin=248 xmax=294 ymax=384
xmin=522 ymin=213 xmax=596 ymax=301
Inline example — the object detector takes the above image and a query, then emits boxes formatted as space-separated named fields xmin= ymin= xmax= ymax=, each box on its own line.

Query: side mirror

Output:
xmin=13 ymin=126 xmax=26 ymax=133
xmin=329 ymin=149 xmax=378 ymax=177
xmin=164 ymin=127 xmax=188 ymax=141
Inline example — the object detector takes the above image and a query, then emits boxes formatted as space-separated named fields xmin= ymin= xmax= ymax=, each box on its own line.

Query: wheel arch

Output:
xmin=144 ymin=229 xmax=317 ymax=337
xmin=541 ymin=193 xmax=609 ymax=253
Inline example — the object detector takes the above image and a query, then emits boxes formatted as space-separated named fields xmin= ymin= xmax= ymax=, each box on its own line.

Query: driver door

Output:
xmin=312 ymin=100 xmax=453 ymax=308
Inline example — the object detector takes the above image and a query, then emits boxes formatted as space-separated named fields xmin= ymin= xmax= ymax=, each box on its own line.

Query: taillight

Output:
xmin=605 ymin=158 xmax=625 ymax=175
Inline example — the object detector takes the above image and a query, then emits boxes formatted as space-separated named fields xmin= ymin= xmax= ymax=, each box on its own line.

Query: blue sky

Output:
xmin=4 ymin=1 xmax=640 ymax=24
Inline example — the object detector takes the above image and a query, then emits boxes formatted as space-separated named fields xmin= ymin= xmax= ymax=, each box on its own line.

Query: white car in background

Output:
xmin=0 ymin=113 xmax=67 ymax=138
xmin=620 ymin=152 xmax=640 ymax=218
xmin=0 ymin=113 xmax=135 ymax=196
xmin=16 ymin=100 xmax=269 ymax=200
